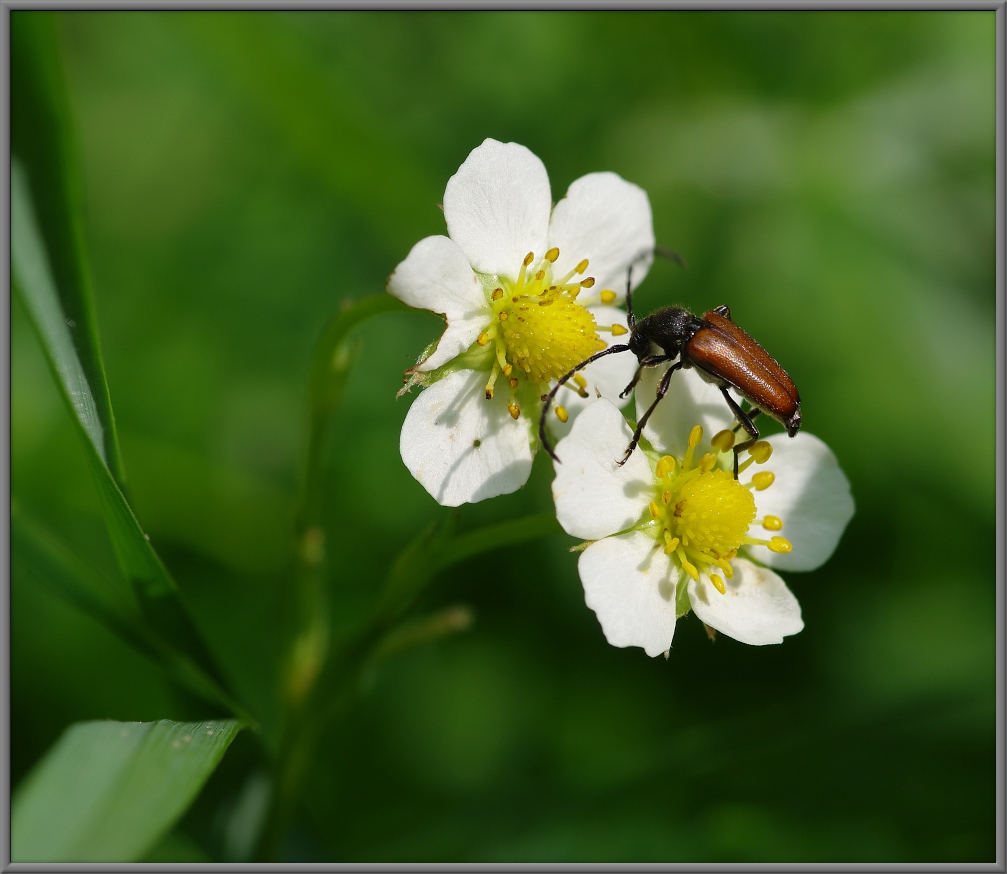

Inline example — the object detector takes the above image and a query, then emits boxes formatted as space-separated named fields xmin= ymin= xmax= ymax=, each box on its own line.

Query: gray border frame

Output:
xmin=2 ymin=2 xmax=1003 ymax=872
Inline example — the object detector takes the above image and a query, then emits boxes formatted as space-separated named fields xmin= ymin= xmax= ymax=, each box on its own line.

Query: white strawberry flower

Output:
xmin=551 ymin=368 xmax=854 ymax=656
xmin=389 ymin=138 xmax=655 ymax=506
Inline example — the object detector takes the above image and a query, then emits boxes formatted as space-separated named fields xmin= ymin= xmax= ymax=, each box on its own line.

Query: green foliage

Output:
xmin=11 ymin=9 xmax=995 ymax=864
xmin=12 ymin=719 xmax=241 ymax=861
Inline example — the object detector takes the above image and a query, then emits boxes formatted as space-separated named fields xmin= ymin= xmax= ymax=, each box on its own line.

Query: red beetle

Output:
xmin=541 ymin=280 xmax=801 ymax=478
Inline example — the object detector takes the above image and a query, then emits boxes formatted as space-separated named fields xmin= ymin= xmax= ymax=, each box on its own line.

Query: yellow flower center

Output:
xmin=477 ymin=249 xmax=606 ymax=410
xmin=643 ymin=425 xmax=792 ymax=598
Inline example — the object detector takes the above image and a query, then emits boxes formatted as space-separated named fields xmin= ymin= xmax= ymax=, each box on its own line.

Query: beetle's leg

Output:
xmin=718 ymin=387 xmax=760 ymax=479
xmin=619 ymin=354 xmax=674 ymax=399
xmin=618 ymin=361 xmax=683 ymax=466
xmin=540 ymin=344 xmax=632 ymax=463
xmin=730 ymin=407 xmax=761 ymax=433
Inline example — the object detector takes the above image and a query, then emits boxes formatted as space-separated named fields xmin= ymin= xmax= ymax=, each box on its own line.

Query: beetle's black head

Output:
xmin=631 ymin=306 xmax=701 ymax=360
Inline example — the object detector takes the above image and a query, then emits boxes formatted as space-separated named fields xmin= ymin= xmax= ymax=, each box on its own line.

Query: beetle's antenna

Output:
xmin=539 ymin=344 xmax=632 ymax=463
xmin=655 ymin=246 xmax=688 ymax=270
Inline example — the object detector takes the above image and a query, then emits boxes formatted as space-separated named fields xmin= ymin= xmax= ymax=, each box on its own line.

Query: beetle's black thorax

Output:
xmin=630 ymin=306 xmax=704 ymax=361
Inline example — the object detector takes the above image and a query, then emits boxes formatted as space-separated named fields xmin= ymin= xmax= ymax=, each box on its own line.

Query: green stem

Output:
xmin=256 ymin=507 xmax=564 ymax=860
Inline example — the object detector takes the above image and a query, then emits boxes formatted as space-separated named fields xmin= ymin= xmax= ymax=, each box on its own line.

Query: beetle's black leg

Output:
xmin=618 ymin=361 xmax=683 ymax=466
xmin=730 ymin=407 xmax=761 ymax=433
xmin=619 ymin=354 xmax=675 ymax=399
xmin=540 ymin=344 xmax=632 ymax=463
xmin=718 ymin=387 xmax=760 ymax=479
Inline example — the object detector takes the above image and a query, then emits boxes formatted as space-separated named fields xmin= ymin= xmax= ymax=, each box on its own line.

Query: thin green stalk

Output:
xmin=256 ymin=507 xmax=564 ymax=860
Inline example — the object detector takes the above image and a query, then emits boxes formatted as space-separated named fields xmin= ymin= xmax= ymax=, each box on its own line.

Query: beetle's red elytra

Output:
xmin=539 ymin=258 xmax=801 ymax=479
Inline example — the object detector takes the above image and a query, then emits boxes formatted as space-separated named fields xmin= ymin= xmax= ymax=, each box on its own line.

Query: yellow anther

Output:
xmin=679 ymin=552 xmax=699 ymax=581
xmin=662 ymin=490 xmax=672 ymax=504
xmin=599 ymin=289 xmax=617 ymax=305
xmin=523 ymin=251 xmax=534 ymax=267
xmin=722 ymin=562 xmax=735 ymax=579
xmin=477 ymin=332 xmax=489 ymax=346
xmin=491 ymin=288 xmax=504 ymax=301
xmin=748 ymin=441 xmax=773 ymax=464
xmin=663 ymin=535 xmax=680 ymax=555
xmin=711 ymin=429 xmax=735 ymax=453
xmin=555 ymin=405 xmax=569 ymax=423
xmin=710 ymin=574 xmax=726 ymax=595
xmin=763 ymin=515 xmax=783 ymax=531
xmin=656 ymin=455 xmax=676 ymax=479
xmin=611 ymin=324 xmax=628 ymax=336
xmin=649 ymin=501 xmax=661 ymax=519
xmin=545 ymin=247 xmax=560 ymax=262
xmin=499 ymin=312 xmax=508 ymax=321
xmin=485 ymin=386 xmax=495 ymax=400
xmin=768 ymin=536 xmax=792 ymax=554
xmin=575 ymin=258 xmax=589 ymax=274
xmin=573 ymin=373 xmax=588 ymax=390
xmin=502 ymin=363 xmax=513 ymax=376
xmin=751 ymin=471 xmax=775 ymax=491
xmin=580 ymin=277 xmax=596 ymax=288
xmin=699 ymin=453 xmax=717 ymax=472
xmin=509 ymin=377 xmax=519 ymax=389
xmin=507 ymin=402 xmax=521 ymax=420
xmin=535 ymin=269 xmax=545 ymax=281
xmin=688 ymin=425 xmax=704 ymax=449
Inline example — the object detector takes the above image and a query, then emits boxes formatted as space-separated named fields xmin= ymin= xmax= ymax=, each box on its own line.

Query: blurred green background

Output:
xmin=11 ymin=10 xmax=996 ymax=862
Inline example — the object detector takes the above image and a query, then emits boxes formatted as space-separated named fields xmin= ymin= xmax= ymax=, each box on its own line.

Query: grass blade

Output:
xmin=12 ymin=719 xmax=241 ymax=862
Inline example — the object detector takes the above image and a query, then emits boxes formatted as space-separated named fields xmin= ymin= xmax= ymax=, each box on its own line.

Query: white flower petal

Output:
xmin=638 ymin=366 xmax=735 ymax=458
xmin=551 ymin=306 xmax=636 ymax=428
xmin=579 ymin=530 xmax=677 ymax=658
xmin=400 ymin=369 xmax=533 ymax=506
xmin=548 ymin=172 xmax=655 ymax=301
xmin=552 ymin=399 xmax=653 ymax=540
xmin=387 ymin=235 xmax=489 ymax=372
xmin=443 ymin=139 xmax=551 ymax=278
xmin=688 ymin=558 xmax=803 ymax=646
xmin=743 ymin=432 xmax=855 ymax=572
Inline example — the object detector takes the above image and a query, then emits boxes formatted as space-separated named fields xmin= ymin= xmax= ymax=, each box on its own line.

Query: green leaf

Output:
xmin=11 ymin=12 xmax=126 ymax=486
xmin=12 ymin=719 xmax=241 ymax=862
xmin=11 ymin=501 xmax=257 ymax=725
xmin=10 ymin=18 xmax=225 ymax=682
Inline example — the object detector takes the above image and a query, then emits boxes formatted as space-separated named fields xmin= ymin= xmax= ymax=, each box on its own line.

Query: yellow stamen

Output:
xmin=768 ymin=536 xmax=792 ymax=554
xmin=699 ymin=452 xmax=717 ymax=472
xmin=751 ymin=471 xmax=775 ymax=491
xmin=663 ymin=533 xmax=680 ymax=555
xmin=611 ymin=324 xmax=628 ymax=336
xmin=508 ymin=402 xmax=521 ymax=420
xmin=491 ymin=288 xmax=503 ymax=301
xmin=580 ymin=277 xmax=596 ymax=288
xmin=477 ymin=332 xmax=489 ymax=346
xmin=523 ymin=251 xmax=535 ymax=267
xmin=508 ymin=377 xmax=519 ymax=389
xmin=677 ymin=547 xmax=699 ymax=581
xmin=710 ymin=574 xmax=726 ymax=595
xmin=748 ymin=441 xmax=773 ymax=464
xmin=573 ymin=373 xmax=588 ymax=390
xmin=498 ymin=311 xmax=508 ymax=321
xmin=662 ymin=490 xmax=672 ymax=504
xmin=555 ymin=405 xmax=569 ymax=423
xmin=711 ymin=429 xmax=735 ymax=453
xmin=656 ymin=455 xmax=676 ymax=479
xmin=545 ymin=247 xmax=560 ymax=262
xmin=649 ymin=501 xmax=661 ymax=519
xmin=599 ymin=290 xmax=617 ymax=304
xmin=575 ymin=258 xmax=589 ymax=274
xmin=502 ymin=363 xmax=513 ymax=376
xmin=688 ymin=425 xmax=703 ymax=449
xmin=762 ymin=515 xmax=783 ymax=531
